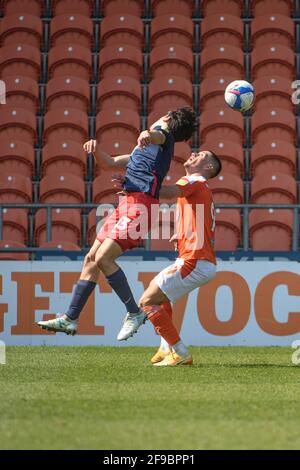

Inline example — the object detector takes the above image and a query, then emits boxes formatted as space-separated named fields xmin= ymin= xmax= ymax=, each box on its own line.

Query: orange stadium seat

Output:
xmin=200 ymin=140 xmax=244 ymax=177
xmin=251 ymin=0 xmax=293 ymax=17
xmin=201 ymin=0 xmax=243 ymax=16
xmin=2 ymin=208 xmax=28 ymax=244
xmin=152 ymin=0 xmax=194 ymax=17
xmin=52 ymin=0 xmax=93 ymax=16
xmin=214 ymin=208 xmax=241 ymax=251
xmin=150 ymin=45 xmax=193 ymax=80
xmin=151 ymin=15 xmax=194 ymax=48
xmin=2 ymin=0 xmax=43 ymax=16
xmin=0 ymin=140 xmax=34 ymax=178
xmin=251 ymin=141 xmax=296 ymax=177
xmin=99 ymin=45 xmax=142 ymax=81
xmin=148 ymin=77 xmax=193 ymax=112
xmin=35 ymin=208 xmax=81 ymax=245
xmin=39 ymin=241 xmax=81 ymax=250
xmin=201 ymin=45 xmax=244 ymax=79
xmin=50 ymin=14 xmax=93 ymax=49
xmin=42 ymin=141 xmax=86 ymax=178
xmin=249 ymin=209 xmax=293 ymax=251
xmin=46 ymin=76 xmax=90 ymax=112
xmin=99 ymin=140 xmax=134 ymax=157
xmin=0 ymin=241 xmax=29 ymax=260
xmin=208 ymin=173 xmax=244 ymax=203
xmin=0 ymin=13 xmax=43 ymax=48
xmin=0 ymin=44 xmax=40 ymax=80
xmin=174 ymin=142 xmax=191 ymax=163
xmin=97 ymin=77 xmax=141 ymax=113
xmin=93 ymin=169 xmax=125 ymax=205
xmin=39 ymin=174 xmax=85 ymax=204
xmin=43 ymin=108 xmax=88 ymax=144
xmin=48 ymin=45 xmax=92 ymax=80
xmin=253 ymin=77 xmax=295 ymax=112
xmin=201 ymin=14 xmax=243 ymax=48
xmin=251 ymin=108 xmax=296 ymax=144
xmin=251 ymin=174 xmax=297 ymax=204
xmin=100 ymin=14 xmax=143 ymax=48
xmin=200 ymin=107 xmax=244 ymax=144
xmin=150 ymin=221 xmax=176 ymax=251
xmin=0 ymin=173 xmax=32 ymax=203
xmin=101 ymin=0 xmax=143 ymax=17
xmin=4 ymin=76 xmax=39 ymax=113
xmin=200 ymin=76 xmax=237 ymax=111
xmin=0 ymin=107 xmax=36 ymax=144
xmin=96 ymin=108 xmax=140 ymax=144
xmin=251 ymin=15 xmax=294 ymax=48
xmin=251 ymin=45 xmax=295 ymax=80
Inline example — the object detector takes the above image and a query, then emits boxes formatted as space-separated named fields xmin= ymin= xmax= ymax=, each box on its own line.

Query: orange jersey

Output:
xmin=175 ymin=175 xmax=216 ymax=264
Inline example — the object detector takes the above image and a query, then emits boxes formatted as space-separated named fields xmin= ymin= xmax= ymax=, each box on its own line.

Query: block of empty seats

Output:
xmin=251 ymin=141 xmax=296 ymax=177
xmin=101 ymin=0 xmax=143 ymax=16
xmin=0 ymin=241 xmax=29 ymax=260
xmin=100 ymin=14 xmax=143 ymax=48
xmin=249 ymin=209 xmax=293 ymax=251
xmin=93 ymin=169 xmax=126 ymax=205
xmin=251 ymin=108 xmax=296 ymax=144
xmin=252 ymin=15 xmax=294 ymax=48
xmin=253 ymin=77 xmax=295 ymax=112
xmin=214 ymin=208 xmax=241 ymax=251
xmin=0 ymin=173 xmax=32 ymax=203
xmin=150 ymin=44 xmax=193 ymax=80
xmin=251 ymin=45 xmax=295 ymax=80
xmin=35 ymin=208 xmax=81 ymax=245
xmin=201 ymin=0 xmax=243 ymax=16
xmin=2 ymin=208 xmax=28 ymax=244
xmin=201 ymin=45 xmax=244 ymax=79
xmin=2 ymin=0 xmax=43 ymax=16
xmin=52 ymin=0 xmax=93 ymax=16
xmin=48 ymin=45 xmax=92 ymax=80
xmin=99 ymin=45 xmax=142 ymax=81
xmin=200 ymin=76 xmax=237 ymax=111
xmin=44 ymin=108 xmax=88 ymax=144
xmin=50 ymin=14 xmax=93 ymax=48
xmin=152 ymin=0 xmax=194 ymax=16
xmin=148 ymin=76 xmax=193 ymax=112
xmin=0 ymin=140 xmax=34 ymax=178
xmin=96 ymin=108 xmax=140 ymax=144
xmin=4 ymin=76 xmax=39 ymax=113
xmin=208 ymin=173 xmax=244 ymax=203
xmin=251 ymin=0 xmax=293 ymax=17
xmin=46 ymin=76 xmax=90 ymax=112
xmin=0 ymin=44 xmax=40 ymax=80
xmin=99 ymin=140 xmax=135 ymax=158
xmin=201 ymin=14 xmax=243 ymax=48
xmin=0 ymin=13 xmax=43 ymax=48
xmin=0 ymin=107 xmax=36 ymax=145
xmin=42 ymin=141 xmax=87 ymax=178
xmin=200 ymin=140 xmax=244 ymax=176
xmin=251 ymin=173 xmax=297 ymax=204
xmin=39 ymin=174 xmax=85 ymax=203
xmin=173 ymin=142 xmax=191 ymax=163
xmin=151 ymin=14 xmax=194 ymax=48
xmin=97 ymin=76 xmax=141 ymax=113
xmin=38 ymin=241 xmax=81 ymax=250
xmin=200 ymin=107 xmax=244 ymax=144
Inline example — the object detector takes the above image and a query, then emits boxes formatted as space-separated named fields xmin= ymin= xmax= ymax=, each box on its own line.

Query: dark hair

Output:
xmin=167 ymin=107 xmax=198 ymax=142
xmin=207 ymin=151 xmax=222 ymax=178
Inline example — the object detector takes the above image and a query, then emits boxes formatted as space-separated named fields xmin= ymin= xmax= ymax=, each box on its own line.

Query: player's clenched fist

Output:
xmin=137 ymin=130 xmax=151 ymax=149
xmin=83 ymin=139 xmax=97 ymax=153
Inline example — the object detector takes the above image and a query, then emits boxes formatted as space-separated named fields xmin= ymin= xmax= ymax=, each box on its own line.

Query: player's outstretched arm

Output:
xmin=83 ymin=139 xmax=130 ymax=169
xmin=137 ymin=130 xmax=166 ymax=149
xmin=160 ymin=185 xmax=181 ymax=199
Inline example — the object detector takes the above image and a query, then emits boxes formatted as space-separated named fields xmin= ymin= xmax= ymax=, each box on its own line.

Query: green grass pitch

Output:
xmin=0 ymin=346 xmax=299 ymax=450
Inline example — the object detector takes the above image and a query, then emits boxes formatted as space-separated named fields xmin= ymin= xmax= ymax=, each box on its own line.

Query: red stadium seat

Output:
xmin=99 ymin=140 xmax=134 ymax=158
xmin=250 ymin=209 xmax=293 ymax=251
xmin=208 ymin=173 xmax=244 ymax=203
xmin=200 ymin=107 xmax=244 ymax=144
xmin=151 ymin=15 xmax=194 ymax=48
xmin=100 ymin=14 xmax=143 ymax=48
xmin=150 ymin=45 xmax=193 ymax=80
xmin=101 ymin=0 xmax=143 ymax=17
xmin=42 ymin=141 xmax=86 ymax=178
xmin=2 ymin=208 xmax=28 ymax=244
xmin=35 ymin=208 xmax=81 ymax=245
xmin=174 ymin=142 xmax=191 ymax=163
xmin=52 ymin=0 xmax=93 ymax=16
xmin=0 ymin=241 xmax=29 ymax=260
xmin=0 ymin=107 xmax=36 ymax=145
xmin=99 ymin=45 xmax=142 ymax=81
xmin=253 ymin=77 xmax=295 ymax=112
xmin=251 ymin=108 xmax=296 ymax=144
xmin=0 ymin=140 xmax=34 ymax=177
xmin=214 ymin=209 xmax=241 ymax=251
xmin=251 ymin=45 xmax=295 ymax=80
xmin=4 ymin=76 xmax=39 ymax=113
xmin=148 ymin=77 xmax=193 ymax=112
xmin=39 ymin=174 xmax=85 ymax=204
xmin=201 ymin=14 xmax=243 ymax=48
xmin=201 ymin=45 xmax=244 ymax=79
xmin=96 ymin=108 xmax=140 ymax=144
xmin=93 ymin=169 xmax=125 ymax=205
xmin=251 ymin=0 xmax=293 ymax=17
xmin=251 ymin=141 xmax=296 ymax=177
xmin=0 ymin=173 xmax=32 ymax=203
xmin=38 ymin=241 xmax=81 ymax=250
xmin=97 ymin=77 xmax=141 ymax=113
xmin=44 ymin=108 xmax=88 ymax=144
xmin=2 ymin=0 xmax=43 ymax=16
xmin=48 ymin=45 xmax=92 ymax=80
xmin=252 ymin=15 xmax=294 ymax=49
xmin=251 ymin=174 xmax=297 ymax=204
xmin=50 ymin=14 xmax=93 ymax=49
xmin=46 ymin=76 xmax=90 ymax=112
xmin=200 ymin=76 xmax=237 ymax=111
xmin=200 ymin=140 xmax=244 ymax=177
xmin=152 ymin=0 xmax=194 ymax=17
xmin=0 ymin=44 xmax=40 ymax=80
xmin=201 ymin=0 xmax=243 ymax=16
xmin=0 ymin=13 xmax=43 ymax=48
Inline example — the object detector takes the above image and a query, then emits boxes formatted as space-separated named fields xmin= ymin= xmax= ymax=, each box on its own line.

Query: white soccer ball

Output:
xmin=224 ymin=80 xmax=255 ymax=113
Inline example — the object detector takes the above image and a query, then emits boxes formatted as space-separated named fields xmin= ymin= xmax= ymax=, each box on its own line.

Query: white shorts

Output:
xmin=155 ymin=258 xmax=216 ymax=304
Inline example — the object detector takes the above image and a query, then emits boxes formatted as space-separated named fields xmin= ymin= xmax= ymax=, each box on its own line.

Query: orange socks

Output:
xmin=143 ymin=304 xmax=180 ymax=347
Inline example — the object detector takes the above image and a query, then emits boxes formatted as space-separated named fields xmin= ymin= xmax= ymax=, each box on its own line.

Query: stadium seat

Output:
xmin=148 ymin=77 xmax=193 ymax=112
xmin=208 ymin=173 xmax=244 ymax=203
xmin=251 ymin=174 xmax=297 ymax=204
xmin=99 ymin=45 xmax=142 ymax=81
xmin=251 ymin=0 xmax=293 ymax=17
xmin=0 ymin=173 xmax=32 ymax=203
xmin=251 ymin=45 xmax=295 ymax=80
xmin=253 ymin=77 xmax=295 ymax=112
xmin=200 ymin=76 xmax=237 ymax=111
xmin=150 ymin=220 xmax=176 ymax=252
xmin=0 ymin=140 xmax=35 ymax=178
xmin=2 ymin=208 xmax=28 ymax=244
xmin=0 ymin=107 xmax=36 ymax=145
xmin=0 ymin=241 xmax=29 ymax=260
xmin=214 ymin=209 xmax=241 ymax=251
xmin=4 ymin=76 xmax=39 ymax=113
xmin=97 ymin=77 xmax=141 ymax=113
xmin=201 ymin=45 xmax=244 ymax=79
xmin=101 ymin=0 xmax=143 ymax=17
xmin=43 ymin=108 xmax=88 ymax=144
xmin=201 ymin=14 xmax=243 ymax=48
xmin=100 ymin=14 xmax=143 ymax=48
xmin=0 ymin=13 xmax=43 ymax=48
xmin=50 ymin=14 xmax=94 ymax=49
xmin=35 ymin=208 xmax=81 ymax=245
xmin=251 ymin=141 xmax=296 ymax=177
xmin=42 ymin=141 xmax=86 ymax=178
xmin=46 ymin=76 xmax=90 ymax=112
xmin=99 ymin=140 xmax=134 ymax=158
xmin=200 ymin=140 xmax=244 ymax=176
xmin=38 ymin=241 xmax=81 ymax=250
xmin=152 ymin=0 xmax=194 ymax=16
xmin=93 ymin=169 xmax=125 ymax=205
xmin=249 ymin=209 xmax=293 ymax=251
xmin=174 ymin=142 xmax=191 ymax=163
xmin=39 ymin=174 xmax=85 ymax=204
xmin=251 ymin=15 xmax=294 ymax=48
xmin=200 ymin=107 xmax=244 ymax=144
xmin=2 ymin=0 xmax=43 ymax=16
xmin=52 ymin=0 xmax=94 ymax=16
xmin=48 ymin=45 xmax=92 ymax=81
xmin=0 ymin=44 xmax=40 ymax=80
xmin=150 ymin=45 xmax=193 ymax=80
xmin=251 ymin=108 xmax=296 ymax=144
xmin=151 ymin=15 xmax=194 ymax=48
xmin=96 ymin=108 xmax=140 ymax=144
xmin=201 ymin=0 xmax=243 ymax=16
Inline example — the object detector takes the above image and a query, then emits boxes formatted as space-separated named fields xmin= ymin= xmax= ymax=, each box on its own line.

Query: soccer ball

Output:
xmin=224 ymin=80 xmax=255 ymax=113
